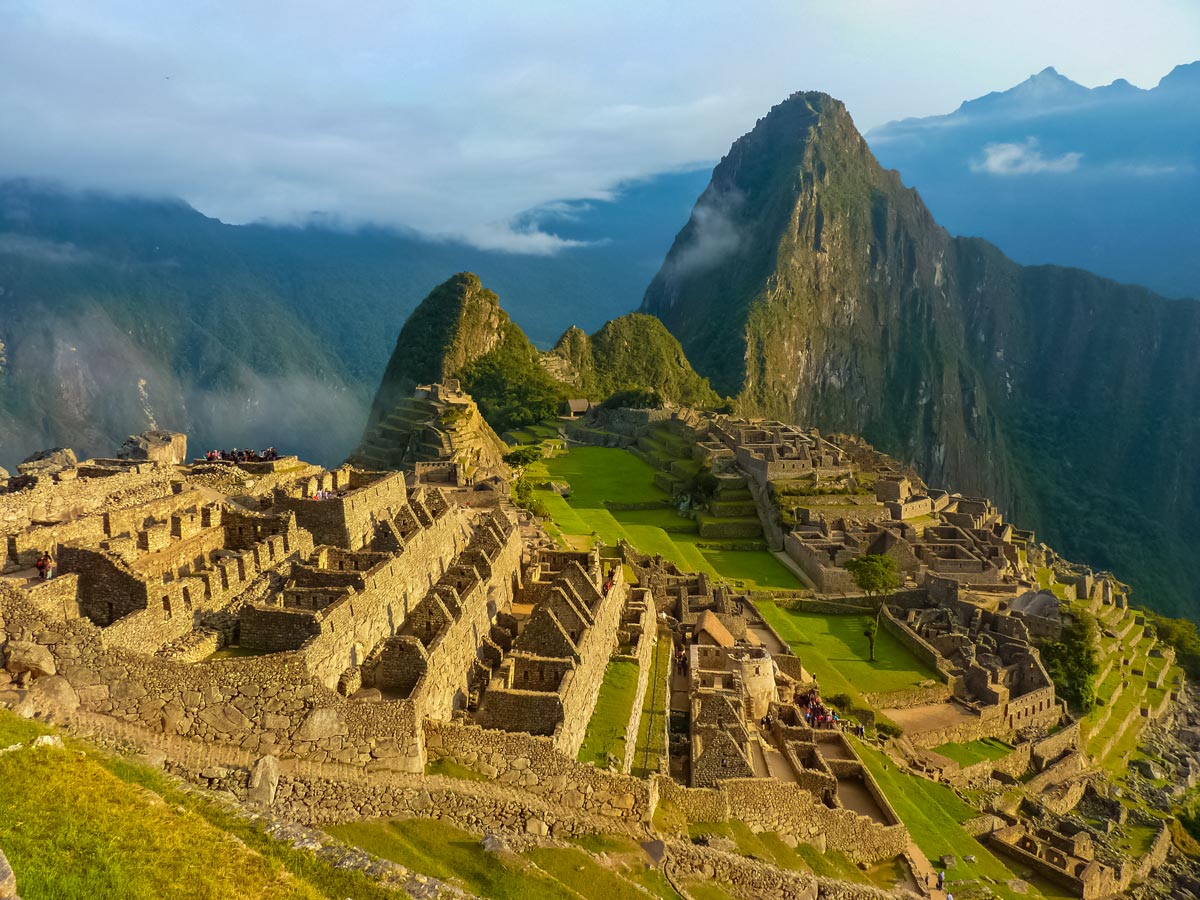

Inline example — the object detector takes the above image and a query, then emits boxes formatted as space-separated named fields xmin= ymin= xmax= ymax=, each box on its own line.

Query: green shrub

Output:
xmin=875 ymin=721 xmax=903 ymax=738
xmin=1038 ymin=610 xmax=1099 ymax=712
xmin=601 ymin=388 xmax=663 ymax=410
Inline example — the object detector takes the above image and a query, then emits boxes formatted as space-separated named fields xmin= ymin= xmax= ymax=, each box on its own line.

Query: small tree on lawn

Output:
xmin=503 ymin=445 xmax=543 ymax=471
xmin=845 ymin=554 xmax=901 ymax=662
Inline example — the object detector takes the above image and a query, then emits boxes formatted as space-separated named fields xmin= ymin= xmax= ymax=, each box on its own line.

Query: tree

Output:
xmin=503 ymin=445 xmax=543 ymax=469
xmin=845 ymin=554 xmax=901 ymax=662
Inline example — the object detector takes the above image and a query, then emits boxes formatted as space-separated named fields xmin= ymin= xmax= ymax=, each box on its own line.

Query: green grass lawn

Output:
xmin=578 ymin=659 xmax=642 ymax=767
xmin=534 ymin=446 xmax=802 ymax=592
xmin=851 ymin=739 xmax=1071 ymax=900
xmin=757 ymin=602 xmax=939 ymax=702
xmin=0 ymin=710 xmax=402 ymax=900
xmin=631 ymin=637 xmax=672 ymax=778
xmin=932 ymin=738 xmax=1015 ymax=767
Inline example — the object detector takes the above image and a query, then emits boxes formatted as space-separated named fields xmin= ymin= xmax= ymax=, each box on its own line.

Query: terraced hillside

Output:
xmin=351 ymin=389 xmax=507 ymax=477
xmin=1081 ymin=599 xmax=1182 ymax=776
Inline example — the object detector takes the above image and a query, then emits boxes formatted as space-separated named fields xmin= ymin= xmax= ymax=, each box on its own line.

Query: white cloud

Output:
xmin=970 ymin=138 xmax=1082 ymax=175
xmin=450 ymin=221 xmax=594 ymax=256
xmin=663 ymin=187 xmax=743 ymax=278
xmin=0 ymin=1 xmax=1196 ymax=250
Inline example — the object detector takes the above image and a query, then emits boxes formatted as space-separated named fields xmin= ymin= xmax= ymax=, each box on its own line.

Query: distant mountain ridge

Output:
xmin=642 ymin=90 xmax=1200 ymax=617
xmin=867 ymin=61 xmax=1200 ymax=300
xmin=0 ymin=170 xmax=709 ymax=468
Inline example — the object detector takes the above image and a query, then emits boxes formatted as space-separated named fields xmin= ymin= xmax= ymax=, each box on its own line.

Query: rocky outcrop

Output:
xmin=118 ymin=430 xmax=187 ymax=465
xmin=16 ymin=447 xmax=76 ymax=476
xmin=3 ymin=640 xmax=56 ymax=680
xmin=642 ymin=90 xmax=1200 ymax=615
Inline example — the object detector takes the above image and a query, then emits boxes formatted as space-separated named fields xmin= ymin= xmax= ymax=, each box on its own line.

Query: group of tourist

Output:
xmin=798 ymin=688 xmax=841 ymax=730
xmin=34 ymin=551 xmax=56 ymax=580
xmin=204 ymin=447 xmax=280 ymax=463
xmin=674 ymin=648 xmax=690 ymax=676
xmin=310 ymin=489 xmax=340 ymax=501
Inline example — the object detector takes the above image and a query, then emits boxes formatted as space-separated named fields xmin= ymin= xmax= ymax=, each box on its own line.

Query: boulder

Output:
xmin=28 ymin=674 xmax=79 ymax=716
xmin=247 ymin=754 xmax=280 ymax=807
xmin=117 ymin=430 xmax=188 ymax=465
xmin=3 ymin=641 xmax=56 ymax=679
xmin=524 ymin=816 xmax=549 ymax=837
xmin=16 ymin=447 xmax=76 ymax=476
xmin=296 ymin=706 xmax=347 ymax=741
xmin=481 ymin=833 xmax=510 ymax=854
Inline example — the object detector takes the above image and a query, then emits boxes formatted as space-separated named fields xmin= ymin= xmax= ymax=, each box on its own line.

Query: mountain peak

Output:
xmin=363 ymin=272 xmax=509 ymax=429
xmin=1158 ymin=60 xmax=1200 ymax=90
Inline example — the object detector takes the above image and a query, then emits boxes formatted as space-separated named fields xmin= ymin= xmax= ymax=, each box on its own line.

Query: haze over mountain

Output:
xmin=0 ymin=169 xmax=708 ymax=469
xmin=867 ymin=62 xmax=1200 ymax=300
xmin=643 ymin=90 xmax=1200 ymax=617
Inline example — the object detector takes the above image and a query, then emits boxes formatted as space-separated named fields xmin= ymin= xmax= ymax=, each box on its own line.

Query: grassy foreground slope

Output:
xmin=328 ymin=819 xmax=699 ymax=900
xmin=0 ymin=711 xmax=401 ymax=900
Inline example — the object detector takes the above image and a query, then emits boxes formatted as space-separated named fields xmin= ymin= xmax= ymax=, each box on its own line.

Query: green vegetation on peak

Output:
xmin=549 ymin=312 xmax=721 ymax=408
xmin=365 ymin=272 xmax=509 ymax=429
xmin=460 ymin=321 xmax=567 ymax=434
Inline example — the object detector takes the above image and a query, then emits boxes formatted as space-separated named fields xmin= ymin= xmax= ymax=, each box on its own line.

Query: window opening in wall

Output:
xmin=162 ymin=595 xmax=172 ymax=618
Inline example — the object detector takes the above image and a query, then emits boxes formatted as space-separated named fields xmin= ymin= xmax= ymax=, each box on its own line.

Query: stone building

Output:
xmin=476 ymin=548 xmax=631 ymax=756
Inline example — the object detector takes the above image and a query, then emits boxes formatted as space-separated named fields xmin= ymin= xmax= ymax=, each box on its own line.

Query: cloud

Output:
xmin=0 ymin=233 xmax=94 ymax=264
xmin=970 ymin=138 xmax=1082 ymax=175
xmin=450 ymin=221 xmax=594 ymax=256
xmin=663 ymin=187 xmax=744 ymax=278
xmin=0 ymin=1 xmax=1196 ymax=250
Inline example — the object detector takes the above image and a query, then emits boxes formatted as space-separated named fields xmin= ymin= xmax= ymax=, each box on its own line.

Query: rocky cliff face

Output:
xmin=642 ymin=91 xmax=1200 ymax=615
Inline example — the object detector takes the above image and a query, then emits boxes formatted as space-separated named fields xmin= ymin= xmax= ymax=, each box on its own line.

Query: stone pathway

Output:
xmin=904 ymin=841 xmax=947 ymax=899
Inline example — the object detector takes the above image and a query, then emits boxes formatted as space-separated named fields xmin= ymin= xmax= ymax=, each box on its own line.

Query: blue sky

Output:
xmin=2 ymin=0 xmax=1197 ymax=250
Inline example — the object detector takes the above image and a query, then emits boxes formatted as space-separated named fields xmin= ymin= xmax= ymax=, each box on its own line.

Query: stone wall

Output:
xmin=271 ymin=470 xmax=411 ymax=550
xmin=402 ymin=514 xmax=523 ymax=720
xmin=618 ymin=598 xmax=657 ymax=773
xmin=654 ymin=776 xmax=908 ymax=863
xmin=424 ymin=720 xmax=656 ymax=823
xmin=273 ymin=507 xmax=469 ymax=690
xmin=557 ymin=577 xmax=630 ymax=756
xmin=0 ymin=585 xmax=426 ymax=771
xmin=878 ymin=606 xmax=951 ymax=683
xmin=663 ymin=840 xmax=905 ymax=900
xmin=951 ymin=742 xmax=1033 ymax=785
